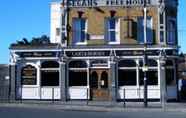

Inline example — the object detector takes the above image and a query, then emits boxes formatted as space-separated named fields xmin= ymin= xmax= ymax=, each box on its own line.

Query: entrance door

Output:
xmin=90 ymin=70 xmax=110 ymax=101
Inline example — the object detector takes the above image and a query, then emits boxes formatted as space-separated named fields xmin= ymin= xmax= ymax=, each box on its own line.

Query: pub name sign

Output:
xmin=66 ymin=0 xmax=152 ymax=7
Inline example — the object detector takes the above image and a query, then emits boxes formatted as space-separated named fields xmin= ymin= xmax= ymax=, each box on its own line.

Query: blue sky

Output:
xmin=0 ymin=0 xmax=185 ymax=64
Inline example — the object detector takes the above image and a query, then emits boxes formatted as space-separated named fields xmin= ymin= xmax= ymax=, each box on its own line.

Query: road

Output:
xmin=0 ymin=106 xmax=186 ymax=118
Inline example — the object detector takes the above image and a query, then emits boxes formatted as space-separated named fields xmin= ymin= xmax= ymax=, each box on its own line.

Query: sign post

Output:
xmin=143 ymin=0 xmax=148 ymax=107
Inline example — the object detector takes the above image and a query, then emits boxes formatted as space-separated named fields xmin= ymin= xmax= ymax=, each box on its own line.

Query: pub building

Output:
xmin=9 ymin=0 xmax=179 ymax=102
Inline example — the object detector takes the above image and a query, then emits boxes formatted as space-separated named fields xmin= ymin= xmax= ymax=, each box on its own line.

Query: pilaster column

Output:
xmin=159 ymin=58 xmax=167 ymax=107
xmin=9 ymin=63 xmax=16 ymax=101
xmin=60 ymin=60 xmax=67 ymax=102
xmin=109 ymin=60 xmax=117 ymax=102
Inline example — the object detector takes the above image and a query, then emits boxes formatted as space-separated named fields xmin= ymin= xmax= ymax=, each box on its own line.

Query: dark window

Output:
xmin=69 ymin=60 xmax=87 ymax=68
xmin=140 ymin=70 xmax=158 ymax=85
xmin=166 ymin=69 xmax=174 ymax=85
xmin=41 ymin=61 xmax=59 ymax=68
xmin=100 ymin=71 xmax=108 ymax=88
xmin=69 ymin=71 xmax=87 ymax=86
xmin=139 ymin=59 xmax=157 ymax=67
xmin=148 ymin=59 xmax=157 ymax=67
xmin=118 ymin=70 xmax=136 ymax=86
xmin=90 ymin=71 xmax=98 ymax=88
xmin=41 ymin=70 xmax=59 ymax=86
xmin=41 ymin=61 xmax=59 ymax=86
xmin=119 ymin=60 xmax=136 ymax=67
xmin=21 ymin=65 xmax=37 ymax=85
xmin=166 ymin=60 xmax=174 ymax=66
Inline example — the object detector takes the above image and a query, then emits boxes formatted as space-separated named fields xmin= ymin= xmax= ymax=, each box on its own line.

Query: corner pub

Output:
xmin=9 ymin=0 xmax=179 ymax=102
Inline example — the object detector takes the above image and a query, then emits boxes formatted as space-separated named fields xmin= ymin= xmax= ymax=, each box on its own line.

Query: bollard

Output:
xmin=52 ymin=88 xmax=55 ymax=103
xmin=123 ymin=88 xmax=126 ymax=107
xmin=86 ymin=88 xmax=89 ymax=105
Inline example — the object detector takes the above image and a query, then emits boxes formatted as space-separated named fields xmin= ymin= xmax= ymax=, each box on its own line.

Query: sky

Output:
xmin=0 ymin=0 xmax=185 ymax=64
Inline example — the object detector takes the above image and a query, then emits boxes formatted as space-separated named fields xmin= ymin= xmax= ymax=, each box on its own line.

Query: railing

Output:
xmin=120 ymin=88 xmax=161 ymax=107
xmin=0 ymin=85 xmax=10 ymax=103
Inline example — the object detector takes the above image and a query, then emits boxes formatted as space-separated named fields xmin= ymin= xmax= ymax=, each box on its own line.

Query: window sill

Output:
xmin=108 ymin=42 xmax=120 ymax=45
xmin=22 ymin=85 xmax=39 ymax=87
xmin=75 ymin=42 xmax=87 ymax=45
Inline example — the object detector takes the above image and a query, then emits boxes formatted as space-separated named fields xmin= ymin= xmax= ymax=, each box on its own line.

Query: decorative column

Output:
xmin=109 ymin=53 xmax=117 ymax=103
xmin=9 ymin=63 xmax=16 ymax=101
xmin=60 ymin=59 xmax=67 ymax=102
xmin=159 ymin=51 xmax=167 ymax=108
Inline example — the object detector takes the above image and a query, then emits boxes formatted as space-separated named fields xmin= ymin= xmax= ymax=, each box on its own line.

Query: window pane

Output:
xmin=69 ymin=71 xmax=87 ymax=86
xmin=69 ymin=60 xmax=87 ymax=68
xmin=109 ymin=31 xmax=116 ymax=42
xmin=167 ymin=20 xmax=176 ymax=44
xmin=105 ymin=18 xmax=117 ymax=42
xmin=90 ymin=72 xmax=98 ymax=88
xmin=166 ymin=69 xmax=174 ymax=85
xmin=137 ymin=17 xmax=153 ymax=44
xmin=73 ymin=19 xmax=81 ymax=43
xmin=118 ymin=70 xmax=136 ymax=86
xmin=100 ymin=71 xmax=108 ymax=88
xmin=160 ymin=31 xmax=164 ymax=42
xmin=81 ymin=19 xmax=86 ymax=30
xmin=81 ymin=31 xmax=85 ymax=42
xmin=139 ymin=70 xmax=158 ymax=85
xmin=21 ymin=65 xmax=37 ymax=85
xmin=119 ymin=60 xmax=136 ymax=67
xmin=72 ymin=19 xmax=86 ymax=43
xmin=137 ymin=17 xmax=144 ymax=43
xmin=41 ymin=61 xmax=59 ymax=68
xmin=41 ymin=70 xmax=59 ymax=86
xmin=109 ymin=18 xmax=115 ymax=29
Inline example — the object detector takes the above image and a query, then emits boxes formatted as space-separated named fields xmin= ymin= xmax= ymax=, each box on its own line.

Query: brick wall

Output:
xmin=68 ymin=7 xmax=158 ymax=45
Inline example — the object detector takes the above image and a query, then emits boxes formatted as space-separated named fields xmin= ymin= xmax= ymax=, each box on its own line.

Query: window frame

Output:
xmin=118 ymin=60 xmax=137 ymax=86
xmin=21 ymin=65 xmax=38 ymax=86
xmin=167 ymin=17 xmax=177 ymax=45
xmin=137 ymin=16 xmax=153 ymax=44
xmin=40 ymin=61 xmax=60 ymax=87
xmin=105 ymin=17 xmax=120 ymax=44
xmin=72 ymin=18 xmax=88 ymax=45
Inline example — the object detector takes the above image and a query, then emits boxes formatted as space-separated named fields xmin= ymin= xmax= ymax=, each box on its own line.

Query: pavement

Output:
xmin=0 ymin=101 xmax=186 ymax=112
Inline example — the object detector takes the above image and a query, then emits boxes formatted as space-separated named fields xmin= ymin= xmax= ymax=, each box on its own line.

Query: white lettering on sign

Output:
xmin=67 ymin=0 xmax=98 ymax=7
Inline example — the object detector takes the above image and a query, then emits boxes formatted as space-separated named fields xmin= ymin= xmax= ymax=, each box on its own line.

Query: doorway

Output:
xmin=90 ymin=69 xmax=110 ymax=101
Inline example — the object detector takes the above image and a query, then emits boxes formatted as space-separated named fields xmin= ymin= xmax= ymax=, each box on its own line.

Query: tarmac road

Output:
xmin=0 ymin=106 xmax=186 ymax=118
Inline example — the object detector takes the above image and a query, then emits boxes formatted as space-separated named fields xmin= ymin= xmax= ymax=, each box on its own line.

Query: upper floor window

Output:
xmin=105 ymin=18 xmax=120 ymax=44
xmin=72 ymin=18 xmax=87 ymax=45
xmin=137 ymin=17 xmax=153 ymax=44
xmin=167 ymin=18 xmax=176 ymax=45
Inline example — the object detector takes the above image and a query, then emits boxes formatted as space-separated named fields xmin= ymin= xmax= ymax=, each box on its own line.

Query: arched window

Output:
xmin=69 ymin=60 xmax=87 ymax=68
xmin=41 ymin=61 xmax=59 ymax=68
xmin=90 ymin=71 xmax=98 ymax=88
xmin=21 ymin=65 xmax=37 ymax=85
xmin=100 ymin=71 xmax=108 ymax=88
xmin=41 ymin=61 xmax=59 ymax=86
